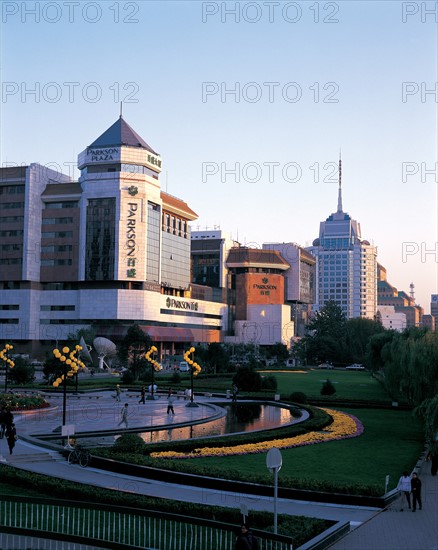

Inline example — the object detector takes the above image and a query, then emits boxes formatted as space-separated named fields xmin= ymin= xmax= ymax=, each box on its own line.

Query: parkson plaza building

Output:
xmin=0 ymin=117 xmax=227 ymax=358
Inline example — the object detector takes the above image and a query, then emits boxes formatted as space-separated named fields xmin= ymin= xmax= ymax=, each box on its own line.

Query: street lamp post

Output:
xmin=1 ymin=344 xmax=14 ymax=393
xmin=145 ymin=346 xmax=161 ymax=399
xmin=184 ymin=347 xmax=201 ymax=408
xmin=52 ymin=345 xmax=84 ymax=430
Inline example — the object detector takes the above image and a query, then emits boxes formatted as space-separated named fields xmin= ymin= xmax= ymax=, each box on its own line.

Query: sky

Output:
xmin=1 ymin=0 xmax=437 ymax=313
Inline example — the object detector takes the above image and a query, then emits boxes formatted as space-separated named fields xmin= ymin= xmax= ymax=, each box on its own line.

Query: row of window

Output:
xmin=41 ymin=259 xmax=73 ymax=266
xmin=41 ymin=245 xmax=73 ymax=253
xmin=0 ymin=244 xmax=22 ymax=251
xmin=42 ymin=217 xmax=73 ymax=225
xmin=44 ymin=202 xmax=78 ymax=209
xmin=41 ymin=231 xmax=73 ymax=238
xmin=40 ymin=305 xmax=75 ymax=311
xmin=0 ymin=202 xmax=24 ymax=209
xmin=0 ymin=216 xmax=24 ymax=223
xmin=0 ymin=185 xmax=25 ymax=194
xmin=0 ymin=258 xmax=22 ymax=265
xmin=0 ymin=230 xmax=24 ymax=237
xmin=162 ymin=212 xmax=188 ymax=238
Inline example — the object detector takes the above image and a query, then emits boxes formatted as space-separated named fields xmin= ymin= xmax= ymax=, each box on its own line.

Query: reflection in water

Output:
xmin=139 ymin=404 xmax=297 ymax=444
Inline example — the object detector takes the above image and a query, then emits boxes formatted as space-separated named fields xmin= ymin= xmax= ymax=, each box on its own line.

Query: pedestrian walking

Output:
xmin=118 ymin=403 xmax=129 ymax=428
xmin=139 ymin=386 xmax=146 ymax=404
xmin=5 ymin=422 xmax=17 ymax=455
xmin=167 ymin=391 xmax=175 ymax=415
xmin=411 ymin=472 xmax=422 ymax=511
xmin=232 ymin=383 xmax=238 ymax=403
xmin=115 ymin=384 xmax=121 ymax=402
xmin=397 ymin=470 xmax=411 ymax=511
xmin=235 ymin=523 xmax=259 ymax=550
xmin=0 ymin=406 xmax=6 ymax=438
xmin=427 ymin=443 xmax=438 ymax=476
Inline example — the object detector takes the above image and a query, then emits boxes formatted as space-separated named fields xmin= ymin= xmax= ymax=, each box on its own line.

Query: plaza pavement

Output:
xmin=1 ymin=389 xmax=437 ymax=549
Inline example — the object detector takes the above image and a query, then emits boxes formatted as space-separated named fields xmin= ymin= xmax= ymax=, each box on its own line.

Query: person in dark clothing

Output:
xmin=411 ymin=472 xmax=422 ymax=511
xmin=5 ymin=422 xmax=17 ymax=455
xmin=138 ymin=386 xmax=146 ymax=404
xmin=235 ymin=524 xmax=258 ymax=550
xmin=428 ymin=444 xmax=438 ymax=476
xmin=167 ymin=391 xmax=175 ymax=415
xmin=0 ymin=407 xmax=6 ymax=438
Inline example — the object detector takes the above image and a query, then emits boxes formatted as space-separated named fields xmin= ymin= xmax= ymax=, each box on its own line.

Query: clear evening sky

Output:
xmin=1 ymin=1 xmax=437 ymax=312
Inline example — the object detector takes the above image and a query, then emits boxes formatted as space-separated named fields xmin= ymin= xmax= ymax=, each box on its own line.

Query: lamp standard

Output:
xmin=145 ymin=345 xmax=161 ymax=399
xmin=1 ymin=344 xmax=14 ymax=393
xmin=52 ymin=345 xmax=84 ymax=428
xmin=184 ymin=347 xmax=201 ymax=408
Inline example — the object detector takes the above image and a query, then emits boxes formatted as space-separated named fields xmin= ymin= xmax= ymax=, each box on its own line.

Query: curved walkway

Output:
xmin=1 ymin=390 xmax=437 ymax=549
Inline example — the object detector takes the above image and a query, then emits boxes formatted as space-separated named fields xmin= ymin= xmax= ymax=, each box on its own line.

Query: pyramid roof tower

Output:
xmin=89 ymin=116 xmax=158 ymax=155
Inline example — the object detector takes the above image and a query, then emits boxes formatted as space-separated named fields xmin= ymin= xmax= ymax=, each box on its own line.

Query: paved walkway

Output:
xmin=1 ymin=390 xmax=437 ymax=549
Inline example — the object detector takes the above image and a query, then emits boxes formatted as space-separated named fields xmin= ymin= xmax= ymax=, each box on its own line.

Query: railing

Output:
xmin=0 ymin=496 xmax=294 ymax=550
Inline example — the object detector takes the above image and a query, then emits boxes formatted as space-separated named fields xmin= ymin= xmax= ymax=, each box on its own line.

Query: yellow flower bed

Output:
xmin=151 ymin=408 xmax=363 ymax=459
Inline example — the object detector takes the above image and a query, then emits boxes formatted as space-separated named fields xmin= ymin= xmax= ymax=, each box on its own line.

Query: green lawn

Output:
xmin=148 ymin=408 xmax=423 ymax=494
xmin=264 ymin=369 xmax=391 ymax=401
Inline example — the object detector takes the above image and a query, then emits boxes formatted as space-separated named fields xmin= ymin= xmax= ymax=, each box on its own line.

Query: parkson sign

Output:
xmin=166 ymin=297 xmax=199 ymax=311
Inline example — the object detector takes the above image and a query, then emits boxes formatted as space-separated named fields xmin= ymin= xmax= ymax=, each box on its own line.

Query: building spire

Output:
xmin=337 ymin=149 xmax=343 ymax=213
xmin=119 ymin=101 xmax=123 ymax=118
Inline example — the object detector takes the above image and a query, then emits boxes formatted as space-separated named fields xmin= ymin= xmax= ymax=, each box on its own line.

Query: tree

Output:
xmin=266 ymin=343 xmax=289 ymax=362
xmin=204 ymin=343 xmax=229 ymax=373
xmin=345 ymin=318 xmax=385 ymax=365
xmin=365 ymin=330 xmax=397 ymax=372
xmin=7 ymin=356 xmax=35 ymax=385
xmin=233 ymin=366 xmax=262 ymax=392
xmin=321 ymin=379 xmax=336 ymax=396
xmin=302 ymin=301 xmax=347 ymax=364
xmin=117 ymin=324 xmax=152 ymax=381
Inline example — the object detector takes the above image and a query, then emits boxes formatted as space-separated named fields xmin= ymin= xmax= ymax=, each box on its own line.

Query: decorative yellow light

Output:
xmin=62 ymin=346 xmax=69 ymax=354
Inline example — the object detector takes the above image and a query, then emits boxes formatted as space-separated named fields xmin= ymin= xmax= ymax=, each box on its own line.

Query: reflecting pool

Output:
xmin=139 ymin=403 xmax=302 ymax=444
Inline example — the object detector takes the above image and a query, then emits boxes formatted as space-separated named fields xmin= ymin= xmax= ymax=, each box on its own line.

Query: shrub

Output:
xmin=233 ymin=366 xmax=262 ymax=392
xmin=0 ymin=393 xmax=49 ymax=411
xmin=320 ymin=379 xmax=336 ymax=396
xmin=121 ymin=370 xmax=135 ymax=384
xmin=171 ymin=372 xmax=181 ymax=384
xmin=261 ymin=374 xmax=277 ymax=391
xmin=290 ymin=392 xmax=308 ymax=404
xmin=113 ymin=433 xmax=146 ymax=453
xmin=7 ymin=359 xmax=35 ymax=385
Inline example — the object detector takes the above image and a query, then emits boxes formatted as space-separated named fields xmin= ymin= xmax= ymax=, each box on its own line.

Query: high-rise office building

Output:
xmin=306 ymin=160 xmax=377 ymax=319
xmin=0 ymin=117 xmax=227 ymax=358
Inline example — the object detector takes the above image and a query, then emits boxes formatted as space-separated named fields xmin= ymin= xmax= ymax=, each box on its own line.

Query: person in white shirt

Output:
xmin=397 ymin=470 xmax=411 ymax=511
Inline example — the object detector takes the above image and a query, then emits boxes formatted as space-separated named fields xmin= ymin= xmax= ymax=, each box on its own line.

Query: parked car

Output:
xmin=179 ymin=361 xmax=190 ymax=372
xmin=317 ymin=362 xmax=334 ymax=369
xmin=346 ymin=363 xmax=364 ymax=370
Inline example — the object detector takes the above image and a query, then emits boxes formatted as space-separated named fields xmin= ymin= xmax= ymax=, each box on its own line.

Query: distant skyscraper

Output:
xmin=306 ymin=158 xmax=377 ymax=319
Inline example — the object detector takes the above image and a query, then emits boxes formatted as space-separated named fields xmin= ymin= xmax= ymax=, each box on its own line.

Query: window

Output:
xmin=44 ymin=202 xmax=78 ymax=209
xmin=0 ymin=202 xmax=24 ymax=209
xmin=42 ymin=217 xmax=73 ymax=225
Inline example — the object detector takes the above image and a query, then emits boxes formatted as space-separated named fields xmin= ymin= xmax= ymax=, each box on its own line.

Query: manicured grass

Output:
xmin=150 ymin=408 xmax=423 ymax=494
xmin=264 ymin=370 xmax=391 ymax=401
